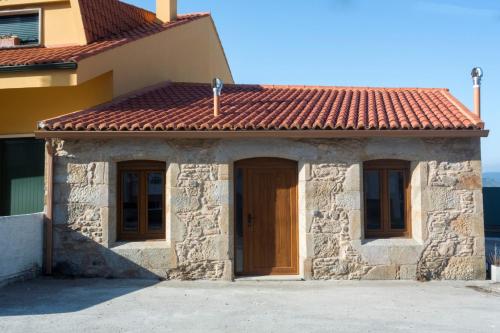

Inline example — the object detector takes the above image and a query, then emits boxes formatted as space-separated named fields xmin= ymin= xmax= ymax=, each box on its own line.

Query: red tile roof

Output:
xmin=78 ymin=0 xmax=158 ymax=43
xmin=40 ymin=82 xmax=484 ymax=132
xmin=0 ymin=0 xmax=208 ymax=67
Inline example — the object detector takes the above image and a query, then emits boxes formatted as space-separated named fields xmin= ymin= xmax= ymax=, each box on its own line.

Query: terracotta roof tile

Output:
xmin=40 ymin=82 xmax=484 ymax=132
xmin=78 ymin=0 xmax=157 ymax=43
xmin=79 ymin=0 xmax=156 ymax=43
xmin=0 ymin=0 xmax=208 ymax=68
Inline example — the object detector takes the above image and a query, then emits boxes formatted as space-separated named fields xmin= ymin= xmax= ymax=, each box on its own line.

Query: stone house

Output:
xmin=36 ymin=81 xmax=489 ymax=280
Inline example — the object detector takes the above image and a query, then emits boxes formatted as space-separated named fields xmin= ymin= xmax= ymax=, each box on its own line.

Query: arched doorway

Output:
xmin=234 ymin=158 xmax=299 ymax=276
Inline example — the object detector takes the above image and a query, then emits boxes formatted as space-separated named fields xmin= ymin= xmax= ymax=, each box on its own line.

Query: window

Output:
xmin=363 ymin=160 xmax=411 ymax=238
xmin=0 ymin=9 xmax=41 ymax=47
xmin=117 ymin=161 xmax=166 ymax=241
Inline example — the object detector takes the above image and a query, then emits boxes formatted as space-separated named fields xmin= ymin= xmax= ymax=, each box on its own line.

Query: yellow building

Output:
xmin=0 ymin=0 xmax=233 ymax=215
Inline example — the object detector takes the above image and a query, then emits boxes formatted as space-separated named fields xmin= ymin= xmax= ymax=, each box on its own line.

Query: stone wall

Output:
xmin=51 ymin=137 xmax=485 ymax=280
xmin=168 ymin=161 xmax=228 ymax=279
xmin=308 ymin=163 xmax=371 ymax=279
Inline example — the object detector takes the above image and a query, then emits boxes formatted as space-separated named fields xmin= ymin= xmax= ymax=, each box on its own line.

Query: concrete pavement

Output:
xmin=1 ymin=278 xmax=499 ymax=332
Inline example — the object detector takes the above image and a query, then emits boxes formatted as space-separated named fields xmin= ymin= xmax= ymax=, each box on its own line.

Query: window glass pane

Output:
xmin=364 ymin=170 xmax=381 ymax=230
xmin=389 ymin=170 xmax=405 ymax=229
xmin=122 ymin=172 xmax=139 ymax=232
xmin=147 ymin=172 xmax=163 ymax=232
xmin=0 ymin=13 xmax=39 ymax=45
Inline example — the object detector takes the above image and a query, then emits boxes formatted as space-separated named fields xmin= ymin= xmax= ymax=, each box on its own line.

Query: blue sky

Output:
xmin=127 ymin=0 xmax=500 ymax=172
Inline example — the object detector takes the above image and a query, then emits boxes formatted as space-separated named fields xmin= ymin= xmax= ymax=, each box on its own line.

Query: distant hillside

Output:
xmin=483 ymin=172 xmax=500 ymax=187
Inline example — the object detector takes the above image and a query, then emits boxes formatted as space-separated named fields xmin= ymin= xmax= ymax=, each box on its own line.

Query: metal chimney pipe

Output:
xmin=213 ymin=94 xmax=220 ymax=117
xmin=471 ymin=67 xmax=483 ymax=118
xmin=212 ymin=78 xmax=223 ymax=117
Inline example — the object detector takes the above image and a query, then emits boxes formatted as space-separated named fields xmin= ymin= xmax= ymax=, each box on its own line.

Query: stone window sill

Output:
xmin=351 ymin=238 xmax=424 ymax=266
xmin=110 ymin=240 xmax=170 ymax=250
xmin=360 ymin=238 xmax=423 ymax=247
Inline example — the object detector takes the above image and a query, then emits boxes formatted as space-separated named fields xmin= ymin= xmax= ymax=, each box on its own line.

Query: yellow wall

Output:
xmin=0 ymin=70 xmax=76 ymax=89
xmin=0 ymin=72 xmax=112 ymax=135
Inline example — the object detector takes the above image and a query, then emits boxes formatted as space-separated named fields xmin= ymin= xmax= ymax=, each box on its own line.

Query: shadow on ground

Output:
xmin=1 ymin=279 xmax=500 ymax=333
xmin=0 ymin=225 xmax=164 ymax=316
xmin=0 ymin=278 xmax=158 ymax=316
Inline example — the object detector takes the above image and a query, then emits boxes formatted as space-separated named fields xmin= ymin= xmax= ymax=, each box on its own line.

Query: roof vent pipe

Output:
xmin=471 ymin=67 xmax=483 ymax=118
xmin=156 ymin=0 xmax=177 ymax=23
xmin=212 ymin=78 xmax=223 ymax=117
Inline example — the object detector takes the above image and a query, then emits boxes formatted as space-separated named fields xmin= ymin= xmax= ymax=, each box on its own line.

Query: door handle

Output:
xmin=247 ymin=213 xmax=253 ymax=227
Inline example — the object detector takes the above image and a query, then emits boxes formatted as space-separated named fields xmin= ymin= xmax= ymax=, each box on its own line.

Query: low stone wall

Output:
xmin=51 ymin=137 xmax=485 ymax=280
xmin=0 ymin=213 xmax=44 ymax=287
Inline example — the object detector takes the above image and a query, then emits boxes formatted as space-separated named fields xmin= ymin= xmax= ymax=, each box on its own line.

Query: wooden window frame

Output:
xmin=363 ymin=159 xmax=411 ymax=239
xmin=117 ymin=161 xmax=166 ymax=241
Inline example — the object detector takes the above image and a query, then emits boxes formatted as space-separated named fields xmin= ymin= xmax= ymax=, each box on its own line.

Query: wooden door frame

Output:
xmin=233 ymin=157 xmax=299 ymax=276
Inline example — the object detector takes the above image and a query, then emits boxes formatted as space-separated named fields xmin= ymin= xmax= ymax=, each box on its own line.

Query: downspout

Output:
xmin=43 ymin=139 xmax=54 ymax=275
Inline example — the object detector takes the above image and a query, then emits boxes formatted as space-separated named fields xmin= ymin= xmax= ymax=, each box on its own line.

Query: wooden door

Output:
xmin=235 ymin=158 xmax=298 ymax=275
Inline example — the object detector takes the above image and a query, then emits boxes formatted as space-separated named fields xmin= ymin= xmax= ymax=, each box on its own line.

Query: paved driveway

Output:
xmin=0 ymin=278 xmax=499 ymax=332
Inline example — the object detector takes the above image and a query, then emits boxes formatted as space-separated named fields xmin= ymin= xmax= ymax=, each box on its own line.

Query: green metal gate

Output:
xmin=0 ymin=138 xmax=44 ymax=216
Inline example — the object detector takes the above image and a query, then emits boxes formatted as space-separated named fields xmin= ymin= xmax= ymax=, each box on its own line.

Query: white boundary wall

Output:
xmin=0 ymin=213 xmax=44 ymax=287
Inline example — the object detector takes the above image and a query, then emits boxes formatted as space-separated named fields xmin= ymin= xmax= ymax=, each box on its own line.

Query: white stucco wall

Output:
xmin=0 ymin=213 xmax=44 ymax=286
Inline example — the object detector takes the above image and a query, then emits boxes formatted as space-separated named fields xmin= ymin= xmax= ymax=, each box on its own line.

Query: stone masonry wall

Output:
xmin=51 ymin=137 xmax=485 ymax=280
xmin=308 ymin=163 xmax=371 ymax=279
xmin=417 ymin=159 xmax=484 ymax=280
xmin=169 ymin=162 xmax=227 ymax=279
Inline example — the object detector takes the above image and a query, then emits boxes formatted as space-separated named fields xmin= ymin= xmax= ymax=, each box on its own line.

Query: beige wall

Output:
xmin=77 ymin=16 xmax=234 ymax=97
xmin=44 ymin=0 xmax=86 ymax=46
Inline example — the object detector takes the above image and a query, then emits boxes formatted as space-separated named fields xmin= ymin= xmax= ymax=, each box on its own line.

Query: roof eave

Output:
xmin=35 ymin=129 xmax=490 ymax=140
